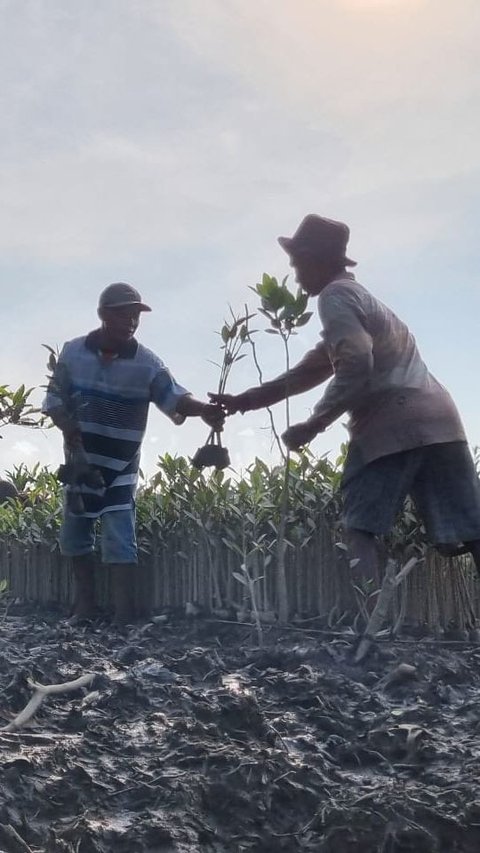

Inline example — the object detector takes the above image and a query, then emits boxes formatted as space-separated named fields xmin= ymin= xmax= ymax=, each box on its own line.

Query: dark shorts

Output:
xmin=341 ymin=441 xmax=480 ymax=544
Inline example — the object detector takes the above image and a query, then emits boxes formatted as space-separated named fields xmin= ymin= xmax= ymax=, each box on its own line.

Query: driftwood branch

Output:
xmin=0 ymin=823 xmax=33 ymax=853
xmin=2 ymin=673 xmax=95 ymax=732
xmin=355 ymin=558 xmax=419 ymax=663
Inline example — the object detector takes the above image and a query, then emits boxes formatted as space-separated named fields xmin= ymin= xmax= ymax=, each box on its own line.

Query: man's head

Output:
xmin=278 ymin=215 xmax=356 ymax=295
xmin=97 ymin=283 xmax=151 ymax=345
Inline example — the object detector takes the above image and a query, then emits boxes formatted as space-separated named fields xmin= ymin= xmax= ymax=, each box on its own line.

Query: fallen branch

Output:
xmin=355 ymin=557 xmax=419 ymax=663
xmin=2 ymin=673 xmax=95 ymax=732
xmin=0 ymin=823 xmax=34 ymax=852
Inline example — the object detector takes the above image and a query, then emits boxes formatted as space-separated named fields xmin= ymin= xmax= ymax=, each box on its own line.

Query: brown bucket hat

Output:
xmin=278 ymin=214 xmax=357 ymax=266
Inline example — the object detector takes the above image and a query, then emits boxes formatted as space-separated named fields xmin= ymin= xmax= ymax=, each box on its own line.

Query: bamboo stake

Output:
xmin=0 ymin=823 xmax=33 ymax=853
xmin=455 ymin=561 xmax=476 ymax=630
xmin=1 ymin=519 xmax=477 ymax=634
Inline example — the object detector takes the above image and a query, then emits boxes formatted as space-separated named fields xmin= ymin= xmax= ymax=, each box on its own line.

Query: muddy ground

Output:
xmin=0 ymin=612 xmax=479 ymax=852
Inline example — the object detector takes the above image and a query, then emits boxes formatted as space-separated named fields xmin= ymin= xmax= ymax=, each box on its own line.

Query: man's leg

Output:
xmin=110 ymin=563 xmax=136 ymax=624
xmin=70 ymin=554 xmax=96 ymax=619
xmin=59 ymin=512 xmax=96 ymax=620
xmin=341 ymin=451 xmax=418 ymax=590
xmin=101 ymin=509 xmax=138 ymax=624
xmin=346 ymin=528 xmax=379 ymax=586
xmin=412 ymin=443 xmax=480 ymax=581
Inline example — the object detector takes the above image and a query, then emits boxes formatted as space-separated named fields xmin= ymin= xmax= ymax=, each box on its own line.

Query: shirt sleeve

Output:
xmin=313 ymin=285 xmax=374 ymax=425
xmin=150 ymin=365 xmax=191 ymax=425
xmin=238 ymin=341 xmax=334 ymax=411
xmin=42 ymin=346 xmax=72 ymax=415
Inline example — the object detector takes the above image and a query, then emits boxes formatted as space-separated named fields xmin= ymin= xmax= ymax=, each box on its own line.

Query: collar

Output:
xmin=84 ymin=329 xmax=139 ymax=359
xmin=330 ymin=271 xmax=356 ymax=285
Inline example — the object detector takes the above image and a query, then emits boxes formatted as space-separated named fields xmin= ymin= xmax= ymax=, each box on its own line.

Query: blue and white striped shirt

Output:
xmin=43 ymin=330 xmax=189 ymax=517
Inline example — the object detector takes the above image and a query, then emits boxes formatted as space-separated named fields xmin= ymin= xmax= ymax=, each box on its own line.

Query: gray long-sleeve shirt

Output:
xmin=314 ymin=273 xmax=465 ymax=469
xmin=241 ymin=272 xmax=465 ymax=475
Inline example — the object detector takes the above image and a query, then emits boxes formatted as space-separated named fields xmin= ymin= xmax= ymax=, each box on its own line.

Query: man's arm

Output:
xmin=175 ymin=394 xmax=225 ymax=431
xmin=210 ymin=341 xmax=334 ymax=413
xmin=47 ymin=406 xmax=83 ymax=449
xmin=282 ymin=288 xmax=374 ymax=451
xmin=150 ymin=362 xmax=224 ymax=430
xmin=311 ymin=286 xmax=374 ymax=426
xmin=42 ymin=355 xmax=83 ymax=449
xmin=42 ymin=355 xmax=104 ymax=487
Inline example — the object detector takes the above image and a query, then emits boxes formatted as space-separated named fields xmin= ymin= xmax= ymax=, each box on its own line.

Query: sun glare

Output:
xmin=341 ymin=0 xmax=423 ymax=7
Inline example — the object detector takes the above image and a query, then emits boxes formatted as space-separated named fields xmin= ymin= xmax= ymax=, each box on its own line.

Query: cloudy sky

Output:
xmin=1 ymin=0 xmax=479 ymax=478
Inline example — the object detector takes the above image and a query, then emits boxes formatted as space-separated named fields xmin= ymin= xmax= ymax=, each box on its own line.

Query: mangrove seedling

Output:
xmin=248 ymin=274 xmax=313 ymax=623
xmin=192 ymin=309 xmax=253 ymax=470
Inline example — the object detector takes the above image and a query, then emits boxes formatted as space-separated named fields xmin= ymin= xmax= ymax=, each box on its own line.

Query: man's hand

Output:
xmin=282 ymin=416 xmax=327 ymax=451
xmin=208 ymin=392 xmax=249 ymax=416
xmin=58 ymin=448 xmax=105 ymax=490
xmin=200 ymin=403 xmax=226 ymax=431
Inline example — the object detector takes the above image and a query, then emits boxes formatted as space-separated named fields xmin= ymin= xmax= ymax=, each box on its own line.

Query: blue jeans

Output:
xmin=59 ymin=508 xmax=137 ymax=564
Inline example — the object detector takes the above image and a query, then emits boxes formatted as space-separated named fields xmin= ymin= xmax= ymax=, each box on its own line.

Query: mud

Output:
xmin=0 ymin=612 xmax=479 ymax=852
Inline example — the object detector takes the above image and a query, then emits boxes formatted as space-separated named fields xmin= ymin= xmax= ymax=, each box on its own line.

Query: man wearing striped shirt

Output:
xmin=43 ymin=282 xmax=224 ymax=624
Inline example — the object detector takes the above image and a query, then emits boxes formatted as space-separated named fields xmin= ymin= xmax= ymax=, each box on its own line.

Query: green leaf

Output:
xmin=294 ymin=312 xmax=313 ymax=327
xmin=12 ymin=385 xmax=26 ymax=406
xmin=232 ymin=571 xmax=248 ymax=586
xmin=281 ymin=287 xmax=296 ymax=306
xmin=263 ymin=292 xmax=286 ymax=313
xmin=255 ymin=276 xmax=279 ymax=301
xmin=294 ymin=292 xmax=309 ymax=314
xmin=222 ymin=538 xmax=243 ymax=555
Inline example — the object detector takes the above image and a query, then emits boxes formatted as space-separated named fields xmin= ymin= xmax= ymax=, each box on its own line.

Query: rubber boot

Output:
xmin=111 ymin=563 xmax=136 ymax=626
xmin=70 ymin=554 xmax=96 ymax=623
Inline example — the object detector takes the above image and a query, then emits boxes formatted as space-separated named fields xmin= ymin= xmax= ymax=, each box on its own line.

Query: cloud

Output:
xmin=10 ymin=440 xmax=38 ymax=458
xmin=0 ymin=0 xmax=477 ymax=265
xmin=0 ymin=0 xmax=479 ymax=474
xmin=340 ymin=0 xmax=425 ymax=6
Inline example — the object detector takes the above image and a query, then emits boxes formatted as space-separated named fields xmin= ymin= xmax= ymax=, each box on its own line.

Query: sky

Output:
xmin=1 ymin=0 xmax=479 ymax=479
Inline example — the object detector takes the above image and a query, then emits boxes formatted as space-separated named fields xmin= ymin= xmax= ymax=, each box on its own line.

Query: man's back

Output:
xmin=320 ymin=276 xmax=432 ymax=392
xmin=315 ymin=274 xmax=466 ymax=472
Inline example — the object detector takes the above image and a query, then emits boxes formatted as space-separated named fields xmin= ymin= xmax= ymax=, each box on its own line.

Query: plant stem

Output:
xmin=275 ymin=327 xmax=291 ymax=624
xmin=276 ymin=455 xmax=290 ymax=624
xmin=246 ymin=310 xmax=285 ymax=461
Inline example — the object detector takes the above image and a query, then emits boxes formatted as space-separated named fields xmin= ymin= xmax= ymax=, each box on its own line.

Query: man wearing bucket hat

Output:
xmin=211 ymin=215 xmax=480 ymax=584
xmin=43 ymin=282 xmax=224 ymax=625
